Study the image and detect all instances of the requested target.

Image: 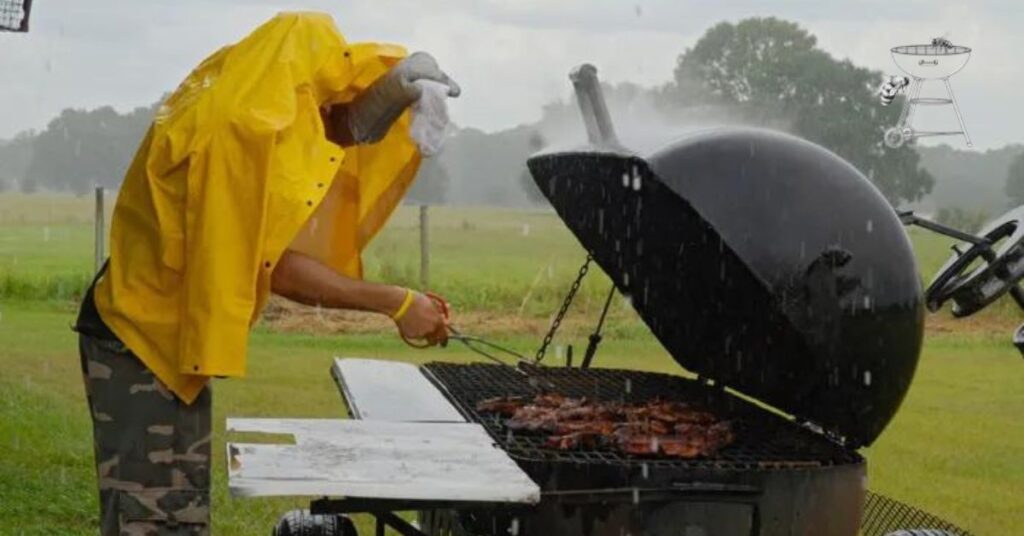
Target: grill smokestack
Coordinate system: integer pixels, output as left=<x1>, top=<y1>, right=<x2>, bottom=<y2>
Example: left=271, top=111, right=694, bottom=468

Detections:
left=569, top=64, right=619, bottom=146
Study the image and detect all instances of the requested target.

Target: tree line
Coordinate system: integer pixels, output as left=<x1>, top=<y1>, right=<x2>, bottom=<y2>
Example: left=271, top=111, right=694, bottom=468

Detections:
left=2, top=17, right=1022, bottom=212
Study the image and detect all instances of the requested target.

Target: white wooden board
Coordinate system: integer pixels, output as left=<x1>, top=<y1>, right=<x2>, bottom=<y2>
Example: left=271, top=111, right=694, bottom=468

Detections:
left=227, top=418, right=539, bottom=503
left=331, top=357, right=465, bottom=422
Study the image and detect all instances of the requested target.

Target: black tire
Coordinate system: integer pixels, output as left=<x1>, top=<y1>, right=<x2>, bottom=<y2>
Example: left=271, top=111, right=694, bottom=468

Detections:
left=272, top=510, right=358, bottom=536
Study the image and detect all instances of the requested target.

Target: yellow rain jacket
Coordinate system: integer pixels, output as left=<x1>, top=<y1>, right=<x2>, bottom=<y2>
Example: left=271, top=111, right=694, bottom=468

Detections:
left=93, top=12, right=422, bottom=403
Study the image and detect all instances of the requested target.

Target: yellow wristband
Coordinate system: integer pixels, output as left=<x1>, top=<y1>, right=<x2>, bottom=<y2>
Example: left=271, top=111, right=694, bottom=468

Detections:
left=391, top=289, right=416, bottom=321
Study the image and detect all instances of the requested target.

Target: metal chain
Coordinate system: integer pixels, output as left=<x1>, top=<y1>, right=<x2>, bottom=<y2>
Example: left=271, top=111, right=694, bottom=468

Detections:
left=534, top=254, right=593, bottom=363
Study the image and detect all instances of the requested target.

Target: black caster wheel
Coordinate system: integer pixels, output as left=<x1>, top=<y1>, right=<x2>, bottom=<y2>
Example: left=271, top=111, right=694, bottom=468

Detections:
left=272, top=509, right=357, bottom=536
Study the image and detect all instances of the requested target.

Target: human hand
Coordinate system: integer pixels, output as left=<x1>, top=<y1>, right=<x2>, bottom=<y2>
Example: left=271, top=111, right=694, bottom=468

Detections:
left=394, top=291, right=448, bottom=347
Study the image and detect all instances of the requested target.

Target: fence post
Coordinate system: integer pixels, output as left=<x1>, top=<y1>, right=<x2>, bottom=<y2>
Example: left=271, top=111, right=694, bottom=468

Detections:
left=94, top=186, right=105, bottom=273
left=419, top=204, right=430, bottom=289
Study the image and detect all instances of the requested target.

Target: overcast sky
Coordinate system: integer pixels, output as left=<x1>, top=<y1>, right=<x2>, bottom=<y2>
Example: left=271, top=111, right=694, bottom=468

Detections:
left=1, top=0, right=1021, bottom=150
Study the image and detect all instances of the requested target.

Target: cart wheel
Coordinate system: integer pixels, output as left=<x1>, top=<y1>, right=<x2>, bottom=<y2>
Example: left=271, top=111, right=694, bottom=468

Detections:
left=884, top=127, right=906, bottom=148
left=926, top=206, right=1024, bottom=316
left=272, top=510, right=357, bottom=536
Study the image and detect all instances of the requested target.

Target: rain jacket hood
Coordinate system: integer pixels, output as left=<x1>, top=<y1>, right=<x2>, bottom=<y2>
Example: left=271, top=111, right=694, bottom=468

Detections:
left=94, top=12, right=421, bottom=403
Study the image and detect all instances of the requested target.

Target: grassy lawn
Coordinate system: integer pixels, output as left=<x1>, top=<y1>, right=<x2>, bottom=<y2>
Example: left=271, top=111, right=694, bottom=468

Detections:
left=1, top=194, right=1022, bottom=534
left=0, top=301, right=1021, bottom=535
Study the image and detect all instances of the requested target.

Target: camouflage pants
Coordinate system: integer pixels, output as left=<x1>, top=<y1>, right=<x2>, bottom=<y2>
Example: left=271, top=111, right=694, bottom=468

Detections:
left=79, top=335, right=212, bottom=535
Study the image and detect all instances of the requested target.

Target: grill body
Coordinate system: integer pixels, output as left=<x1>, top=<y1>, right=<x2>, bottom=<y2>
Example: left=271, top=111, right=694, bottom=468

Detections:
left=891, top=45, right=971, bottom=79
left=421, top=363, right=866, bottom=536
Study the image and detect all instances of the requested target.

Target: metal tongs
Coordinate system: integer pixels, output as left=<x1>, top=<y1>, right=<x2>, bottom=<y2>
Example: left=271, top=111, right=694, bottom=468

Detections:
left=401, top=292, right=558, bottom=390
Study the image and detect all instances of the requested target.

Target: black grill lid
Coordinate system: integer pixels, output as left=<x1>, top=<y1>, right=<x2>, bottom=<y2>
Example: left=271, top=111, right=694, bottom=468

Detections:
left=528, top=128, right=924, bottom=448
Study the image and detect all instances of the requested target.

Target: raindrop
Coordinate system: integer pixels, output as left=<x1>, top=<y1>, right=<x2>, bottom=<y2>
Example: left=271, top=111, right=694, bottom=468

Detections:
left=632, top=174, right=642, bottom=191
left=863, top=370, right=872, bottom=386
left=641, top=463, right=649, bottom=479
left=521, top=224, right=530, bottom=237
left=622, top=172, right=630, bottom=187
left=625, top=378, right=632, bottom=394
left=509, top=518, right=520, bottom=536
left=598, top=209, right=605, bottom=234
left=866, top=220, right=874, bottom=233
left=632, top=487, right=640, bottom=505
left=863, top=295, right=872, bottom=310
left=623, top=272, right=630, bottom=286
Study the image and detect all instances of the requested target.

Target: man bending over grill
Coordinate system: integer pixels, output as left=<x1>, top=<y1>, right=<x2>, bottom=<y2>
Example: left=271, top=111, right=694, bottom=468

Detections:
left=73, top=12, right=455, bottom=535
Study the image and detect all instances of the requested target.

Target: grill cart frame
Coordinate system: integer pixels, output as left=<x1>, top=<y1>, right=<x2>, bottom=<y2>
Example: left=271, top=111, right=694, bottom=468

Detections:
left=226, top=358, right=973, bottom=536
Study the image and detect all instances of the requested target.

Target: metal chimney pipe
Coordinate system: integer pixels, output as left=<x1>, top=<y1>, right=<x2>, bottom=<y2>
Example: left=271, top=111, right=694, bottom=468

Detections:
left=569, top=64, right=619, bottom=146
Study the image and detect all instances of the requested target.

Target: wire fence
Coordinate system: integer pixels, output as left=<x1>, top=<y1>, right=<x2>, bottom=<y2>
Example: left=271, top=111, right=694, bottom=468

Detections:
left=862, top=491, right=973, bottom=536
left=0, top=0, right=32, bottom=32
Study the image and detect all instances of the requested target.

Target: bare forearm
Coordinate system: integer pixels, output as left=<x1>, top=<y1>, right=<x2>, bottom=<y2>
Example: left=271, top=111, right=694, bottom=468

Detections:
left=271, top=250, right=404, bottom=315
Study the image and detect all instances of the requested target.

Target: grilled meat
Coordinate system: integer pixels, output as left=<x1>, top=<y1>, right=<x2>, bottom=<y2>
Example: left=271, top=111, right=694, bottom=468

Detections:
left=478, top=395, right=735, bottom=459
left=476, top=396, right=528, bottom=416
left=544, top=432, right=603, bottom=450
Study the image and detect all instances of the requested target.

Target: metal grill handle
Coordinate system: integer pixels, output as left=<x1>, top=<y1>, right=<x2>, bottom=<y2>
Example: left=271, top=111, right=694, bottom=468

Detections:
left=569, top=64, right=619, bottom=146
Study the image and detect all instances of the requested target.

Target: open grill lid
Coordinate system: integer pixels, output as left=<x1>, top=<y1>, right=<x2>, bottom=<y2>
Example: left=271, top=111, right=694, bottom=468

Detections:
left=527, top=65, right=924, bottom=448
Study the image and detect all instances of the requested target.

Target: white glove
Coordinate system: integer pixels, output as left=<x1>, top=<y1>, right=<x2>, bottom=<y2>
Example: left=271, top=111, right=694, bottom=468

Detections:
left=347, top=52, right=460, bottom=144
left=409, top=80, right=452, bottom=157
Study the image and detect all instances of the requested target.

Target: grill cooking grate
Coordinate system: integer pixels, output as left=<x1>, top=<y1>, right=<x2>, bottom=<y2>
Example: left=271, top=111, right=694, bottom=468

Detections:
left=423, top=363, right=861, bottom=471
left=891, top=44, right=971, bottom=56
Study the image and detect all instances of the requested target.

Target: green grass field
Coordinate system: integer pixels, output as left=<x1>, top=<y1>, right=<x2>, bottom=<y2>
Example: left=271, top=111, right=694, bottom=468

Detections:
left=1, top=194, right=1022, bottom=535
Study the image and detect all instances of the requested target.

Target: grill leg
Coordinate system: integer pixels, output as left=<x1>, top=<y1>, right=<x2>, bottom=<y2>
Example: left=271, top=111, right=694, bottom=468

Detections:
left=944, top=78, right=972, bottom=147
left=898, top=78, right=922, bottom=130
left=374, top=512, right=427, bottom=536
